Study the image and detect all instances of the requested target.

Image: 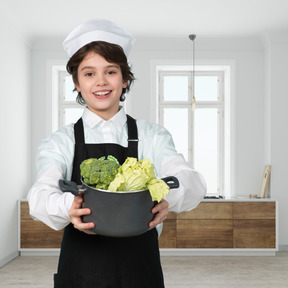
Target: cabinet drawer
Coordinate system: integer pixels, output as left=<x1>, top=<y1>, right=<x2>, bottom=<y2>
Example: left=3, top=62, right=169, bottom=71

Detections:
left=234, top=202, right=275, bottom=219
left=177, top=219, right=233, bottom=248
left=178, top=202, right=233, bottom=219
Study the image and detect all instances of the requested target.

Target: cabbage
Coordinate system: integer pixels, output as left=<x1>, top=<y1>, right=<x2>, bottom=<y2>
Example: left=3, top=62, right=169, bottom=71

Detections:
left=147, top=179, right=170, bottom=202
left=108, top=157, right=153, bottom=191
left=108, top=157, right=169, bottom=202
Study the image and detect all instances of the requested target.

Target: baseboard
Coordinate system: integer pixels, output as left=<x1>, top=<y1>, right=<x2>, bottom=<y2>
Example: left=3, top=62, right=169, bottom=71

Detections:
left=19, top=249, right=60, bottom=256
left=19, top=248, right=279, bottom=257
left=0, top=251, right=19, bottom=268
left=160, top=248, right=277, bottom=256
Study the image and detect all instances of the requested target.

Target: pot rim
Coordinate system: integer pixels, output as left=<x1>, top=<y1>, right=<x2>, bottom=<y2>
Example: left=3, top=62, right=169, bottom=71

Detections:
left=82, top=180, right=147, bottom=194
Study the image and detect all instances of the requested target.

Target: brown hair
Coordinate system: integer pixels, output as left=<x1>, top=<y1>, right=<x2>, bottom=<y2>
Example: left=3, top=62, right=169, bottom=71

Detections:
left=66, top=41, right=135, bottom=104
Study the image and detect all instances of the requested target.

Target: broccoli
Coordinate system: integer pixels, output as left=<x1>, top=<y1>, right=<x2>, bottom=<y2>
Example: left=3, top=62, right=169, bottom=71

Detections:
left=80, top=156, right=120, bottom=190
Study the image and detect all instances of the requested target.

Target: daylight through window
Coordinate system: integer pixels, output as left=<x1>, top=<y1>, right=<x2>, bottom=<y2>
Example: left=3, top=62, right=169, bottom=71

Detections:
left=158, top=68, right=228, bottom=196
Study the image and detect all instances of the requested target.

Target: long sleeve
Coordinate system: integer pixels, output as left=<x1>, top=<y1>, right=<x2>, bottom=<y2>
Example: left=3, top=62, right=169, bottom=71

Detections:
left=27, top=164, right=74, bottom=230
left=160, top=155, right=206, bottom=212
left=27, top=125, right=75, bottom=230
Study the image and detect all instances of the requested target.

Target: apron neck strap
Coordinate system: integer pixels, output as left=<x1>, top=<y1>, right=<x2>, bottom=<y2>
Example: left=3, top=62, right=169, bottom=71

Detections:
left=126, top=114, right=138, bottom=159
left=73, top=115, right=139, bottom=159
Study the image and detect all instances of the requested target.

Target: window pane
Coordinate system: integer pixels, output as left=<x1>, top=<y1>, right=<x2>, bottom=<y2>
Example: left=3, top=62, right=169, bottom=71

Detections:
left=64, top=75, right=78, bottom=102
left=63, top=108, right=84, bottom=126
left=195, top=76, right=218, bottom=101
left=163, top=108, right=188, bottom=160
left=194, top=108, right=218, bottom=194
left=163, top=76, right=188, bottom=101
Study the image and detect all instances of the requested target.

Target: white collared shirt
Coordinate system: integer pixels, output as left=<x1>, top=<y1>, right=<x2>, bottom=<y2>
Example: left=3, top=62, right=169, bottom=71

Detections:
left=28, top=107, right=206, bottom=231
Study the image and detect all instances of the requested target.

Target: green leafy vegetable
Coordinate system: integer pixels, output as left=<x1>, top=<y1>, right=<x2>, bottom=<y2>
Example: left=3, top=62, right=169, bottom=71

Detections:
left=80, top=156, right=120, bottom=190
left=108, top=157, right=170, bottom=202
left=80, top=156, right=170, bottom=202
left=147, top=179, right=169, bottom=202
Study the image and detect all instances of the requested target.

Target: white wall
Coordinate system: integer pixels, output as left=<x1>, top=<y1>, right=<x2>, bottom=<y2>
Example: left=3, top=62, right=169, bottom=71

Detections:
left=0, top=3, right=31, bottom=267
left=265, top=31, right=288, bottom=250
left=30, top=38, right=68, bottom=180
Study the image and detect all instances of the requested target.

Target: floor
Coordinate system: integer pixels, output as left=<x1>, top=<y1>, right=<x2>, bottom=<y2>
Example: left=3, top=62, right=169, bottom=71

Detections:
left=0, top=253, right=288, bottom=287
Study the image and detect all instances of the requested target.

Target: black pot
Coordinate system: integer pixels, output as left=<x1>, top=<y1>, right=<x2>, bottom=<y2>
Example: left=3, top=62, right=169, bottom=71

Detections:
left=59, top=176, right=179, bottom=237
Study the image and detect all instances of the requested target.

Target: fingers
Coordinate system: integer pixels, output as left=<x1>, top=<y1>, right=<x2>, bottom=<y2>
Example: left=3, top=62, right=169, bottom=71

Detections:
left=73, top=219, right=95, bottom=232
left=151, top=199, right=169, bottom=214
left=69, top=196, right=95, bottom=234
left=69, top=196, right=90, bottom=217
left=149, top=199, right=169, bottom=229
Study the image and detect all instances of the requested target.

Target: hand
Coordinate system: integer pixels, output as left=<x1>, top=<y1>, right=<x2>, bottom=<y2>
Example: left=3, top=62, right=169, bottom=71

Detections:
left=68, top=195, right=96, bottom=235
left=149, top=199, right=169, bottom=229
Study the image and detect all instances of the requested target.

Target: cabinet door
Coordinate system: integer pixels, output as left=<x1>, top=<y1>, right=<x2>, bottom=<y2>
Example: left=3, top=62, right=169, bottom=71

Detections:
left=177, top=219, right=233, bottom=248
left=233, top=219, right=275, bottom=248
left=233, top=202, right=276, bottom=248
left=178, top=202, right=233, bottom=219
left=20, top=202, right=63, bottom=249
left=177, top=202, right=234, bottom=248
left=234, top=202, right=275, bottom=219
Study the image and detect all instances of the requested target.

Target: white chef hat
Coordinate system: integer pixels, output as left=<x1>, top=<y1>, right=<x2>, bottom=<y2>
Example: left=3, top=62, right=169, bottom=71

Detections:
left=63, top=18, right=135, bottom=58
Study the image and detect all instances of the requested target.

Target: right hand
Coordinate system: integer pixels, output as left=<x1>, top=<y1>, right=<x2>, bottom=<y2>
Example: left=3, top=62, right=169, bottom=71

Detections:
left=68, top=195, right=96, bottom=235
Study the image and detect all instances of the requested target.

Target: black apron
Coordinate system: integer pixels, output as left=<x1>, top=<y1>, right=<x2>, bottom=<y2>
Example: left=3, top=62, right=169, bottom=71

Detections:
left=54, top=115, right=165, bottom=288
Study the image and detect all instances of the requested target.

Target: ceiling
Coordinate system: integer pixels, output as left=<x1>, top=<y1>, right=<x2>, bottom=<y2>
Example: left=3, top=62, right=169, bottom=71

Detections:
left=5, top=0, right=288, bottom=41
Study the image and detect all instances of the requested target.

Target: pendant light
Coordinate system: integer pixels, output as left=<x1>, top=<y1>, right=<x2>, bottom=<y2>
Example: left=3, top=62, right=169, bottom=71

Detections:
left=189, top=34, right=196, bottom=111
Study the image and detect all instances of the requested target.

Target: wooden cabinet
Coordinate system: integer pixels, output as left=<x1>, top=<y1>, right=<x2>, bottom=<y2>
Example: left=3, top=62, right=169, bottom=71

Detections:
left=19, top=200, right=276, bottom=251
left=159, top=201, right=276, bottom=249
left=233, top=202, right=276, bottom=248
left=176, top=203, right=233, bottom=248
left=20, top=201, right=63, bottom=249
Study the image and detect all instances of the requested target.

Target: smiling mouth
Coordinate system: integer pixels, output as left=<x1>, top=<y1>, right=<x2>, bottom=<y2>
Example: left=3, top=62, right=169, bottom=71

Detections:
left=93, top=90, right=112, bottom=98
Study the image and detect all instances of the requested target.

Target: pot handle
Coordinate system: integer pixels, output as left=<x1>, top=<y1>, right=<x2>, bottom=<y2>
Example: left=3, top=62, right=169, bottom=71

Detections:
left=59, top=179, right=80, bottom=196
left=161, top=176, right=179, bottom=189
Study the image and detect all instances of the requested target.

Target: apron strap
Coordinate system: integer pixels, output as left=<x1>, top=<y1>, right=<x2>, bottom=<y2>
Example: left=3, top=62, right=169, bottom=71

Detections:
left=72, top=114, right=139, bottom=163
left=71, top=118, right=87, bottom=182
left=74, top=117, right=85, bottom=144
left=126, top=114, right=139, bottom=160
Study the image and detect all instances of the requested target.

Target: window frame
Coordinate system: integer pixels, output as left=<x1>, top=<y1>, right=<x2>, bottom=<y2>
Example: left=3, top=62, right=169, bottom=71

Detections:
left=57, top=70, right=84, bottom=128
left=153, top=61, right=233, bottom=198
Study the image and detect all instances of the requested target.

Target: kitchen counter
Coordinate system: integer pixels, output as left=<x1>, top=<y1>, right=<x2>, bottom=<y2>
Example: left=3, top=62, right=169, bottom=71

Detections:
left=18, top=199, right=278, bottom=256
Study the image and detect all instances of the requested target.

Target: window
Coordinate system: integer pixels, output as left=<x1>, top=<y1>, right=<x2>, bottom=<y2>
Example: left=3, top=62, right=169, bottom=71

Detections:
left=158, top=66, right=231, bottom=197
left=52, top=66, right=84, bottom=131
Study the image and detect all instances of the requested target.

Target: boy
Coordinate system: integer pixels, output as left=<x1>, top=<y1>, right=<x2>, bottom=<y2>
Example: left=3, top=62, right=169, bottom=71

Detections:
left=28, top=19, right=206, bottom=287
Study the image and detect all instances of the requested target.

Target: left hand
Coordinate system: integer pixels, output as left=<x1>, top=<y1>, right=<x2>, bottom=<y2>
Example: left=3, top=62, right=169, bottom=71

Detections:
left=149, top=199, right=169, bottom=229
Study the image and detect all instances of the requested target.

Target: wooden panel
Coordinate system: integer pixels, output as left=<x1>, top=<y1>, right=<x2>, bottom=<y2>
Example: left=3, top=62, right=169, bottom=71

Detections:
left=233, top=219, right=275, bottom=248
left=20, top=201, right=277, bottom=250
left=177, top=219, right=233, bottom=248
left=234, top=202, right=275, bottom=219
left=20, top=202, right=63, bottom=249
left=166, top=212, right=177, bottom=220
left=178, top=202, right=233, bottom=220
left=159, top=218, right=176, bottom=248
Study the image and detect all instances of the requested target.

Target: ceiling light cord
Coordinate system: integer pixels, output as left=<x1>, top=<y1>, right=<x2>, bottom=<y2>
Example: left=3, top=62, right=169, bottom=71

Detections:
left=189, top=34, right=196, bottom=111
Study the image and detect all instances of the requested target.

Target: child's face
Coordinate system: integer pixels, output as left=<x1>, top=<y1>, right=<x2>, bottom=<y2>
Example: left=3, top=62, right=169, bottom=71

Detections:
left=75, top=52, right=128, bottom=120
